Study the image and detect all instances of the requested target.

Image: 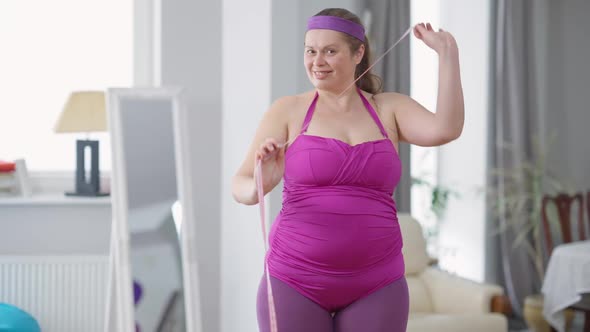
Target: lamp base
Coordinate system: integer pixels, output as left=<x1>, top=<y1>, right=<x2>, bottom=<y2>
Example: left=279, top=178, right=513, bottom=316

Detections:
left=66, top=139, right=110, bottom=197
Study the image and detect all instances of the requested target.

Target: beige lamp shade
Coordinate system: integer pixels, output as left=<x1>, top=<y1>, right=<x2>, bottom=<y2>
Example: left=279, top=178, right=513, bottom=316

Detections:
left=54, top=91, right=107, bottom=133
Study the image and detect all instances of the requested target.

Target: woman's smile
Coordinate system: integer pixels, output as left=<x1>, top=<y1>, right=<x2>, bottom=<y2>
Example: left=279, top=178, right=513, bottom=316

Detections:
left=313, top=70, right=333, bottom=79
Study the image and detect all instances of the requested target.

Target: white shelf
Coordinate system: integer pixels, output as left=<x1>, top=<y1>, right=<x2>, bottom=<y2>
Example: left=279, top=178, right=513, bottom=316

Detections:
left=0, top=194, right=111, bottom=206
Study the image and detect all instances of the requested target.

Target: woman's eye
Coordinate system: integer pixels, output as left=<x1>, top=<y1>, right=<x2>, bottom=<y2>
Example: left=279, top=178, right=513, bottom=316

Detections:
left=326, top=49, right=336, bottom=54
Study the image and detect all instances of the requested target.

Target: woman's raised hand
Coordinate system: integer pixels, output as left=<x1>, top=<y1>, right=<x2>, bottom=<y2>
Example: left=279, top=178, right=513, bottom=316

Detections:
left=413, top=22, right=458, bottom=55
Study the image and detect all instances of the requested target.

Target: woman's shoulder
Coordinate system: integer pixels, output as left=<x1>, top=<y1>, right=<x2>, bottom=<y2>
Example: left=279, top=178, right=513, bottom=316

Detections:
left=272, top=91, right=315, bottom=107
left=371, top=91, right=414, bottom=114
left=268, top=91, right=316, bottom=116
left=372, top=91, right=409, bottom=105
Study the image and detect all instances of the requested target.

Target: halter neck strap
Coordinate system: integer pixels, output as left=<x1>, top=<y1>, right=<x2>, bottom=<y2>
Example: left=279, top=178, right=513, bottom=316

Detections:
left=300, top=88, right=388, bottom=138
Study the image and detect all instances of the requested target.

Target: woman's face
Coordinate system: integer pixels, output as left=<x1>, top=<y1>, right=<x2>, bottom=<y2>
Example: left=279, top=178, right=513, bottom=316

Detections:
left=304, top=29, right=364, bottom=92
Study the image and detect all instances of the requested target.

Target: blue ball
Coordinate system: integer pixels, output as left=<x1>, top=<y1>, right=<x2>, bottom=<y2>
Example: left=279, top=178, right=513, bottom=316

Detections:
left=0, top=303, right=41, bottom=332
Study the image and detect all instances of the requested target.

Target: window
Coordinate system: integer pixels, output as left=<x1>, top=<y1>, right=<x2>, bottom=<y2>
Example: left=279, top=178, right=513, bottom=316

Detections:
left=410, top=0, right=440, bottom=255
left=410, top=0, right=491, bottom=280
left=0, top=1, right=133, bottom=172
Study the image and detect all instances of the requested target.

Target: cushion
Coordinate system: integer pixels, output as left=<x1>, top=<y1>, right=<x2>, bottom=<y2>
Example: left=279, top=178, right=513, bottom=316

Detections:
left=408, top=313, right=508, bottom=332
left=406, top=276, right=433, bottom=313
left=398, top=214, right=429, bottom=275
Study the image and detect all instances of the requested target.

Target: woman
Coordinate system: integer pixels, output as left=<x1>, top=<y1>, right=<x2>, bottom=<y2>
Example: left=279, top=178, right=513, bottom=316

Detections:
left=232, top=7, right=464, bottom=332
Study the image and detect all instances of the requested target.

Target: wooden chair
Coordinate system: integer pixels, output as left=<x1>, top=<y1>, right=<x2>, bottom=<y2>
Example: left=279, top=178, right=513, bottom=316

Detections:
left=541, top=192, right=589, bottom=332
left=541, top=193, right=585, bottom=254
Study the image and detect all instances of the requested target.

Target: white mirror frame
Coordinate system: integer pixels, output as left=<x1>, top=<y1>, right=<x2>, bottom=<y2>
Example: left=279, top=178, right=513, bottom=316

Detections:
left=105, top=87, right=202, bottom=332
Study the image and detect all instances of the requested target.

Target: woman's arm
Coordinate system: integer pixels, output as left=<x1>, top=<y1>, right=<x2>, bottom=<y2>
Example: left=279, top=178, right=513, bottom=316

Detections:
left=231, top=96, right=291, bottom=205
left=382, top=23, right=464, bottom=147
left=432, top=25, right=464, bottom=141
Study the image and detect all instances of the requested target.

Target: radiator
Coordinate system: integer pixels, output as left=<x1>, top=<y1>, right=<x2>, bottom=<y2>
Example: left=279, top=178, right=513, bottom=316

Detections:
left=0, top=255, right=109, bottom=332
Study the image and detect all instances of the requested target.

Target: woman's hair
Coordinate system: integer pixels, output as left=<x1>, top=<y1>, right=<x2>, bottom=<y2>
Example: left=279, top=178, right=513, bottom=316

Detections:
left=313, top=8, right=382, bottom=94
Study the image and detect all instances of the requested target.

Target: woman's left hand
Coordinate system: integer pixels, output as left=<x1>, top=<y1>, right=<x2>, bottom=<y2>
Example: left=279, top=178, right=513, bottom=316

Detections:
left=413, top=22, right=457, bottom=55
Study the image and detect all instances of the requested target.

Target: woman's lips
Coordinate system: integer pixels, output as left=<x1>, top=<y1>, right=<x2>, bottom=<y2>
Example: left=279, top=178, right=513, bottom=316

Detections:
left=313, top=70, right=332, bottom=79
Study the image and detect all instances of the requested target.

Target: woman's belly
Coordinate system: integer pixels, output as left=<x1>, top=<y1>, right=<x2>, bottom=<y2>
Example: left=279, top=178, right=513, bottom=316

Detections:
left=268, top=192, right=403, bottom=272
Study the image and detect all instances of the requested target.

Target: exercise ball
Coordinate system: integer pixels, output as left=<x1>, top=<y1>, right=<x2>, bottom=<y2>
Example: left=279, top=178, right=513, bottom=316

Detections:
left=0, top=303, right=41, bottom=332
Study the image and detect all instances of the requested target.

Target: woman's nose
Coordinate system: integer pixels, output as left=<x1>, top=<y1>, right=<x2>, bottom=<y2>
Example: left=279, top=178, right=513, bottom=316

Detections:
left=313, top=54, right=326, bottom=66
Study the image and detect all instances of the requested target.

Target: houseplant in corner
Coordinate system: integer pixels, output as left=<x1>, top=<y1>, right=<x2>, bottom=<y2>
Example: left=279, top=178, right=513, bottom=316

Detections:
left=487, top=136, right=574, bottom=331
left=411, top=174, right=457, bottom=258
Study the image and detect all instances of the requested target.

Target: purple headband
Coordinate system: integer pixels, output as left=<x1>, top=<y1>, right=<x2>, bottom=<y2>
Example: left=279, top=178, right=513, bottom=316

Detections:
left=307, top=15, right=365, bottom=42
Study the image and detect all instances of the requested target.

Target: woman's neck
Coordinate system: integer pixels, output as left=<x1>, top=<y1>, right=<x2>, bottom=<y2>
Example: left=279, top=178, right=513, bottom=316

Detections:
left=316, top=86, right=361, bottom=113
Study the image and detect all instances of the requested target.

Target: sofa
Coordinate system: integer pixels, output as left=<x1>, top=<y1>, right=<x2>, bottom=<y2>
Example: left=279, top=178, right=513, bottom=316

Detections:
left=398, top=214, right=509, bottom=332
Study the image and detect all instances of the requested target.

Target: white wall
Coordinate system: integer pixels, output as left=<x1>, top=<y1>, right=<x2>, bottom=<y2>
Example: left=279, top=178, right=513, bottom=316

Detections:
left=436, top=0, right=491, bottom=282
left=0, top=203, right=111, bottom=255
left=221, top=1, right=271, bottom=331
left=157, top=0, right=223, bottom=331
left=134, top=0, right=155, bottom=86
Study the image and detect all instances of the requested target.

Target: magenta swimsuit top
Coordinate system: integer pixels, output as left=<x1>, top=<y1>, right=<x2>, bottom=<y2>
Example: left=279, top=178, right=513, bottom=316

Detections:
left=266, top=88, right=405, bottom=312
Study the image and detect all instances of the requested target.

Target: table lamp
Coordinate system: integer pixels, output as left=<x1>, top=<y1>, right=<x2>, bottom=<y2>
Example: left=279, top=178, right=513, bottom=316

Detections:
left=54, top=91, right=109, bottom=196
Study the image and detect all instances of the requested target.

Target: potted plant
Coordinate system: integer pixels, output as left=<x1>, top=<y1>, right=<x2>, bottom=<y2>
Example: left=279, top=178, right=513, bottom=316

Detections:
left=411, top=174, right=458, bottom=259
left=487, top=136, right=574, bottom=331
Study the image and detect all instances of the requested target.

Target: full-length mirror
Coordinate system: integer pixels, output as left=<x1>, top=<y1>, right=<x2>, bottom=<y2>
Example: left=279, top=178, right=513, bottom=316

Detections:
left=107, top=88, right=201, bottom=332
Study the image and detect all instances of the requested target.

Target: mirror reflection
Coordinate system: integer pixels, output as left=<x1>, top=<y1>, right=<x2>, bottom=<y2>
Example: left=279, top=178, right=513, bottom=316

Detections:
left=118, top=97, right=186, bottom=331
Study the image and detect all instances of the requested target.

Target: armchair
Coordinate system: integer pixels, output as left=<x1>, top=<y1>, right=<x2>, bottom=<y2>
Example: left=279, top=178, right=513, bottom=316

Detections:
left=398, top=214, right=509, bottom=332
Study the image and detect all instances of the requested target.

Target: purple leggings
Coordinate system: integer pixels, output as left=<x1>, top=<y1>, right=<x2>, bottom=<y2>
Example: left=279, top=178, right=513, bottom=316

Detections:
left=257, top=275, right=409, bottom=332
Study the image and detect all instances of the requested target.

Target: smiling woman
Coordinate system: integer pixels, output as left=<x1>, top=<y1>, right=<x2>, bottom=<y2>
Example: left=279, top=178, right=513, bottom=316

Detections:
left=232, top=6, right=464, bottom=332
left=0, top=1, right=132, bottom=172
